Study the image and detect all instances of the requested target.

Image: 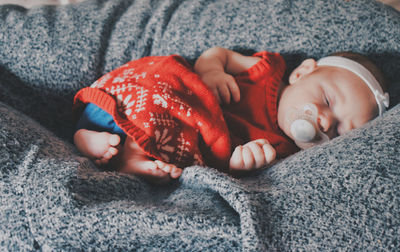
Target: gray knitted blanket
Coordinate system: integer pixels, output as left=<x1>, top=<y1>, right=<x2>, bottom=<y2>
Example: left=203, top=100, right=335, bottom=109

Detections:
left=1, top=0, right=399, bottom=250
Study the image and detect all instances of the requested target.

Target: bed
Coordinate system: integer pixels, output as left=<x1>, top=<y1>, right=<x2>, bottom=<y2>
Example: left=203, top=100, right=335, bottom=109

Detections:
left=0, top=0, right=399, bottom=250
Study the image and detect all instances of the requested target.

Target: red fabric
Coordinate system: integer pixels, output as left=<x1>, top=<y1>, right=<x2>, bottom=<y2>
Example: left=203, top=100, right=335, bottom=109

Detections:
left=73, top=55, right=231, bottom=169
left=224, top=51, right=299, bottom=158
left=73, top=52, right=299, bottom=170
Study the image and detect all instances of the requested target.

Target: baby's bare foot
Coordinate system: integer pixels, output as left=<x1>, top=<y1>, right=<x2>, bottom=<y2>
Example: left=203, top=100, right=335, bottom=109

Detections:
left=118, top=137, right=183, bottom=185
left=154, top=160, right=182, bottom=179
left=74, top=129, right=121, bottom=166
left=120, top=159, right=182, bottom=185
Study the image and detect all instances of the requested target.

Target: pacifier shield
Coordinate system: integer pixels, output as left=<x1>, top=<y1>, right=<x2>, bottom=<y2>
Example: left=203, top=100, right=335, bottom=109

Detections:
left=290, top=119, right=316, bottom=142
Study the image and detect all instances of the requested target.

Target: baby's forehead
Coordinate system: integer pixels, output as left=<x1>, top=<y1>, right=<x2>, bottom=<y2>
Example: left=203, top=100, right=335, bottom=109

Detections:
left=317, top=56, right=389, bottom=116
left=344, top=88, right=379, bottom=123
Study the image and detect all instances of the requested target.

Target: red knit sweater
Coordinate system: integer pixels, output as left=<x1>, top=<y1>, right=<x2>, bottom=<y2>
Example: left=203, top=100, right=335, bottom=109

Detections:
left=225, top=51, right=299, bottom=159
left=73, top=52, right=298, bottom=170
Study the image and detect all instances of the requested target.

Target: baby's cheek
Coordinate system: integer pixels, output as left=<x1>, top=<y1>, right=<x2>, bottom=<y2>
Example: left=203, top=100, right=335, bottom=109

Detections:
left=337, top=124, right=345, bottom=136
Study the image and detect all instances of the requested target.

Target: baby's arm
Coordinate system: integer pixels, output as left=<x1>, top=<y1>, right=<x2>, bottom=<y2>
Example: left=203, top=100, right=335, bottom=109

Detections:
left=229, top=139, right=276, bottom=172
left=194, top=47, right=260, bottom=104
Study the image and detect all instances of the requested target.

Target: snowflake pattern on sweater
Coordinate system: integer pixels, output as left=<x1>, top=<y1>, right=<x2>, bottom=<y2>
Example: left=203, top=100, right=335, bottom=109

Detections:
left=73, top=55, right=231, bottom=168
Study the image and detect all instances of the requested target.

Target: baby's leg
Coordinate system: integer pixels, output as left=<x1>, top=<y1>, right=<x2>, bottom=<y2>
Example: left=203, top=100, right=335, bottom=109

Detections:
left=117, top=136, right=183, bottom=185
left=74, top=129, right=121, bottom=166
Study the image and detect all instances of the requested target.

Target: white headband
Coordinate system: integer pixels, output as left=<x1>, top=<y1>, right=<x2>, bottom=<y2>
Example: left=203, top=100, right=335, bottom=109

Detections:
left=317, top=56, right=389, bottom=116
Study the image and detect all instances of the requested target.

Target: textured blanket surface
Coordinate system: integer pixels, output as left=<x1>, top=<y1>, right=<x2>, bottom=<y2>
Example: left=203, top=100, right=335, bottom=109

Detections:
left=0, top=0, right=399, bottom=251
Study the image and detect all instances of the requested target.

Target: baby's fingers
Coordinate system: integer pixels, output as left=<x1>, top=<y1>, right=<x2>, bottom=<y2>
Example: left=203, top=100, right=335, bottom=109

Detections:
left=226, top=77, right=240, bottom=103
left=229, top=146, right=245, bottom=170
left=244, top=142, right=266, bottom=169
left=211, top=87, right=222, bottom=104
left=241, top=146, right=256, bottom=170
left=245, top=139, right=276, bottom=167
left=262, top=143, right=276, bottom=164
left=217, top=82, right=232, bottom=104
left=217, top=76, right=240, bottom=104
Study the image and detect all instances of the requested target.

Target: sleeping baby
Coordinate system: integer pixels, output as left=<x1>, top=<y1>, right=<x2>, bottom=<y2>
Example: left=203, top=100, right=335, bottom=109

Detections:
left=73, top=47, right=389, bottom=184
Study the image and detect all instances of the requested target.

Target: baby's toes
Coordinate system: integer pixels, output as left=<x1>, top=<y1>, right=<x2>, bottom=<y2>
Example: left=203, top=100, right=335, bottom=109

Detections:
left=108, top=134, right=121, bottom=147
left=102, top=146, right=118, bottom=159
left=95, top=157, right=109, bottom=166
left=170, top=166, right=182, bottom=179
left=94, top=159, right=102, bottom=166
left=154, top=160, right=182, bottom=179
left=102, top=149, right=112, bottom=160
left=155, top=160, right=172, bottom=173
left=108, top=146, right=118, bottom=156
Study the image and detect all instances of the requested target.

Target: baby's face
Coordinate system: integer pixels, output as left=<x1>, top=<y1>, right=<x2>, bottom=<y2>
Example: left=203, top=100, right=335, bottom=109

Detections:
left=277, top=59, right=379, bottom=143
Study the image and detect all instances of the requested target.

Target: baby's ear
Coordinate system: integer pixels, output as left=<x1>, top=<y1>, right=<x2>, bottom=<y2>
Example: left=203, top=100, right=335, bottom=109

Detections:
left=289, top=59, right=317, bottom=84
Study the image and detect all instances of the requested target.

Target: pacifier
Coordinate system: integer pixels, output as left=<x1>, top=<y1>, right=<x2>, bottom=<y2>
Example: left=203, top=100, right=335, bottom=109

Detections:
left=287, top=104, right=329, bottom=149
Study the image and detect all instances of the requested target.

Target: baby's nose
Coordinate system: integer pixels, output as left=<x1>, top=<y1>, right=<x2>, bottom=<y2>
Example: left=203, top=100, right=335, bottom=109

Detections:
left=317, top=113, right=339, bottom=139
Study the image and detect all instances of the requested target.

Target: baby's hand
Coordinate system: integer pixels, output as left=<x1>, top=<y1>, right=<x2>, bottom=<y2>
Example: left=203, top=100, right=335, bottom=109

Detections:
left=200, top=70, right=240, bottom=104
left=229, top=139, right=276, bottom=172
